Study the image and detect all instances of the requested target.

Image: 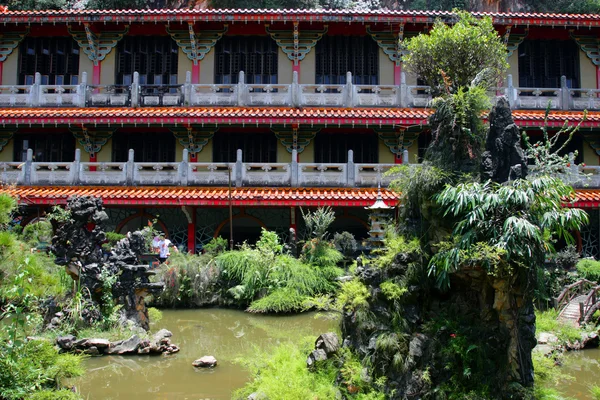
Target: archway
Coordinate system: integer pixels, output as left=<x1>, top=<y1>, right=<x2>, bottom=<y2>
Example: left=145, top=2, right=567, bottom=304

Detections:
left=116, top=212, right=169, bottom=237
left=215, top=214, right=266, bottom=245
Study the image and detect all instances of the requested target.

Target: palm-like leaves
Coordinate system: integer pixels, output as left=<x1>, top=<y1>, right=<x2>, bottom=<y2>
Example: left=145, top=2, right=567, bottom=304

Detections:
left=430, top=176, right=588, bottom=289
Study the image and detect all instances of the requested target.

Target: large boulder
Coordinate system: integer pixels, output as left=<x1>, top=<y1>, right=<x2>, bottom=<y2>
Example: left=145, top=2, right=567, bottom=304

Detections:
left=108, top=335, right=142, bottom=355
left=314, top=333, right=340, bottom=356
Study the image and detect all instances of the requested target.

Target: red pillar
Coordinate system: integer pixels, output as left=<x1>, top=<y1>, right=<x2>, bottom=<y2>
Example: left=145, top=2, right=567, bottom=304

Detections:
left=187, top=209, right=196, bottom=254
left=192, top=62, right=200, bottom=84
left=293, top=62, right=300, bottom=81
left=0, top=61, right=3, bottom=85
left=89, top=153, right=97, bottom=171
left=92, top=62, right=101, bottom=86
left=394, top=62, right=402, bottom=86
left=189, top=152, right=198, bottom=162
left=596, top=65, right=600, bottom=90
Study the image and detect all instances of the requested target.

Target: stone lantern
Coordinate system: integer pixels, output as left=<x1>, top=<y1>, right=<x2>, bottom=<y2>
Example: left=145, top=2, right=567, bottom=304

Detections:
left=365, top=185, right=393, bottom=249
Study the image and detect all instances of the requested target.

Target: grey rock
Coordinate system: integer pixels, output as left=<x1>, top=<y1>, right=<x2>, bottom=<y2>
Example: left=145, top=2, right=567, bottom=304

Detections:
left=409, top=334, right=427, bottom=359
left=537, top=332, right=558, bottom=345
left=306, top=348, right=328, bottom=369
left=152, top=329, right=173, bottom=347
left=247, top=392, right=267, bottom=400
left=56, top=335, right=77, bottom=350
left=193, top=355, right=217, bottom=368
left=315, top=333, right=340, bottom=356
left=86, top=338, right=110, bottom=348
left=84, top=346, right=100, bottom=356
left=108, top=335, right=141, bottom=355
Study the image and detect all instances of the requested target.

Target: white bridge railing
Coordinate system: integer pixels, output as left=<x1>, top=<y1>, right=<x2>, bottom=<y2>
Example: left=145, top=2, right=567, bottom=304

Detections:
left=3, top=148, right=403, bottom=188
left=1, top=71, right=598, bottom=111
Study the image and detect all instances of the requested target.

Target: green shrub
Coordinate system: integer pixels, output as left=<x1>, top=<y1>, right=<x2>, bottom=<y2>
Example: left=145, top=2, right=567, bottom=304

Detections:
left=26, top=389, right=81, bottom=400
left=380, top=280, right=408, bottom=301
left=0, top=193, right=17, bottom=226
left=247, top=287, right=306, bottom=313
left=576, top=258, right=600, bottom=282
left=233, top=339, right=339, bottom=400
left=22, top=221, right=53, bottom=246
left=338, top=278, right=370, bottom=311
left=535, top=309, right=583, bottom=344
left=203, top=236, right=228, bottom=256
left=590, top=385, right=600, bottom=400
left=148, top=307, right=163, bottom=324
left=102, top=231, right=126, bottom=251
left=0, top=340, right=84, bottom=400
left=375, top=230, right=421, bottom=269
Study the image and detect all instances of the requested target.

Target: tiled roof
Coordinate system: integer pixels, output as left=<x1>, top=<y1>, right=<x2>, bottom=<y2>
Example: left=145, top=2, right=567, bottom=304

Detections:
left=571, top=189, right=600, bottom=208
left=0, top=107, right=597, bottom=128
left=2, top=186, right=400, bottom=207
left=0, top=8, right=599, bottom=27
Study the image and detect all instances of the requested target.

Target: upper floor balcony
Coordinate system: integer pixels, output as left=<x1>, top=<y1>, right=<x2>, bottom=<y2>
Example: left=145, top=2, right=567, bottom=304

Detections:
left=1, top=71, right=598, bottom=112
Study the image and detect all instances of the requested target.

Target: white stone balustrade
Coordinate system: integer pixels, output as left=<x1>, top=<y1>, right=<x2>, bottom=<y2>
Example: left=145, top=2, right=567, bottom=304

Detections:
left=0, top=70, right=598, bottom=111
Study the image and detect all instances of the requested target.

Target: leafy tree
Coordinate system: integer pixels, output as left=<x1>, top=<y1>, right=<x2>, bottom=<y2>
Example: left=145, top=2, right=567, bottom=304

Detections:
left=403, top=11, right=508, bottom=96
left=430, top=176, right=588, bottom=289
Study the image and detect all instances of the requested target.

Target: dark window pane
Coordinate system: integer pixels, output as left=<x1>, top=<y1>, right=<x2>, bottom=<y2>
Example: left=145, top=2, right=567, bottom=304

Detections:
left=212, top=132, right=276, bottom=163
left=314, top=132, right=378, bottom=164
left=116, top=37, right=179, bottom=85
left=518, top=39, right=580, bottom=89
left=13, top=133, right=75, bottom=162
left=214, top=36, right=278, bottom=85
left=18, top=37, right=79, bottom=85
left=112, top=133, right=175, bottom=162
left=316, top=36, right=379, bottom=85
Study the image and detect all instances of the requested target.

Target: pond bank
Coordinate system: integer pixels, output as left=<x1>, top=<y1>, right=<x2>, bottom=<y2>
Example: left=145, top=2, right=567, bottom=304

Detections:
left=73, top=308, right=340, bottom=399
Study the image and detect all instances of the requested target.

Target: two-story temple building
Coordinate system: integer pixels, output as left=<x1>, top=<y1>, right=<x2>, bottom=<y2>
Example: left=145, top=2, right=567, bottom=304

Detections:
left=2, top=7, right=600, bottom=255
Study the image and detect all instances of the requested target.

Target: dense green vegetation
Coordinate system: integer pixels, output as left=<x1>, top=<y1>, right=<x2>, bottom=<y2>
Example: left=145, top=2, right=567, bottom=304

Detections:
left=154, top=208, right=345, bottom=313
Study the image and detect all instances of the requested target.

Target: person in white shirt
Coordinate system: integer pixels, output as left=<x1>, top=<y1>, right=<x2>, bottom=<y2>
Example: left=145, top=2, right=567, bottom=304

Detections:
left=157, top=233, right=178, bottom=264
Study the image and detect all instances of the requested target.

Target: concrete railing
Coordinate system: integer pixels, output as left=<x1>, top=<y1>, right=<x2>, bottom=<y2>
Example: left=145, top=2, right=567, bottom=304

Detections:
left=2, top=71, right=596, bottom=111
left=2, top=148, right=403, bottom=188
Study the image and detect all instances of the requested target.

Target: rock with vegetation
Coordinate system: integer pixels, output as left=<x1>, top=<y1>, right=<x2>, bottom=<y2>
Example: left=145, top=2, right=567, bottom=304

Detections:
left=50, top=196, right=163, bottom=330
left=193, top=355, right=218, bottom=368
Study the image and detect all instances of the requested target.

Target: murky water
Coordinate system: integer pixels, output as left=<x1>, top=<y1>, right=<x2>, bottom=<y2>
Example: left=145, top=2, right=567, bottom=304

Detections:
left=561, top=348, right=600, bottom=399
left=75, top=309, right=340, bottom=400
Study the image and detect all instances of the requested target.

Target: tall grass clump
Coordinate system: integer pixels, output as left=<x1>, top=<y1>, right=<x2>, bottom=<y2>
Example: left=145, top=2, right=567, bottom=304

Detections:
left=153, top=252, right=221, bottom=307
left=535, top=309, right=584, bottom=344
left=576, top=259, right=600, bottom=283
left=218, top=229, right=342, bottom=313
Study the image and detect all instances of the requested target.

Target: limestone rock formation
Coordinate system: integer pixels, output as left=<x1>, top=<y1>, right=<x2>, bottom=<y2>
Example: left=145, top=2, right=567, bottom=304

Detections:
left=193, top=356, right=218, bottom=368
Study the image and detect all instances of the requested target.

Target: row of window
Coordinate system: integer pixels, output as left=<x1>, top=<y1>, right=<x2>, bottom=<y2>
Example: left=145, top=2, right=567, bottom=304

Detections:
left=17, top=36, right=582, bottom=89
left=13, top=132, right=380, bottom=163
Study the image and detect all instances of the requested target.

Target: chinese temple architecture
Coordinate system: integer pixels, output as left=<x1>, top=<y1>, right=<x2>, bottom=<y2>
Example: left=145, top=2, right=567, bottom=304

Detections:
left=2, top=8, right=600, bottom=255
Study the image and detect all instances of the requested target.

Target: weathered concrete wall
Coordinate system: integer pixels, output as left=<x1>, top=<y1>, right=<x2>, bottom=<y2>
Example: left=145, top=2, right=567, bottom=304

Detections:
left=580, top=50, right=596, bottom=89
left=100, top=51, right=116, bottom=85
left=379, top=49, right=394, bottom=85
left=508, top=51, right=519, bottom=87
left=178, top=48, right=193, bottom=84
left=583, top=141, right=599, bottom=166
left=278, top=48, right=293, bottom=84
left=0, top=140, right=14, bottom=162
left=2, top=51, right=19, bottom=85
left=300, top=50, right=316, bottom=84
left=97, top=139, right=112, bottom=162
left=378, top=138, right=394, bottom=163
left=200, top=49, right=215, bottom=84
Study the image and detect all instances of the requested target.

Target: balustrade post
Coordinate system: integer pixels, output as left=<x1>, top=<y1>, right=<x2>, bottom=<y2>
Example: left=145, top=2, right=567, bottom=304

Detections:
left=235, top=149, right=243, bottom=187
left=77, top=72, right=88, bottom=108
left=347, top=149, right=355, bottom=187
left=399, top=72, right=407, bottom=108
left=184, top=71, right=192, bottom=106
left=560, top=75, right=570, bottom=110
left=345, top=71, right=354, bottom=108
left=237, top=71, right=246, bottom=106
left=180, top=148, right=189, bottom=186
left=131, top=71, right=140, bottom=108
left=30, top=72, right=41, bottom=107
left=506, top=74, right=516, bottom=109
left=126, top=149, right=135, bottom=185
left=291, top=71, right=300, bottom=108
left=579, top=301, right=585, bottom=323
left=291, top=149, right=298, bottom=187
left=73, top=149, right=81, bottom=185
left=403, top=149, right=409, bottom=164
left=23, top=148, right=33, bottom=185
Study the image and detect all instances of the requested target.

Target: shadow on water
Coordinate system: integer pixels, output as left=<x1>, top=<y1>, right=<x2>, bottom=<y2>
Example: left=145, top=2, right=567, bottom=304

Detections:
left=74, top=309, right=340, bottom=400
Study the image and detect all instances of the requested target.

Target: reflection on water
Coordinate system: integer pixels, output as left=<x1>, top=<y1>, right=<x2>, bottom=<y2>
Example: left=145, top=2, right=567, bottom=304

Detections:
left=75, top=309, right=340, bottom=400
left=561, top=348, right=600, bottom=400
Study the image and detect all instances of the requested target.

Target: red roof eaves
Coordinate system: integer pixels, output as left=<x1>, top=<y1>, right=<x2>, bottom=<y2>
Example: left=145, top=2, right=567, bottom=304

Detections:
left=0, top=8, right=599, bottom=27
left=1, top=108, right=599, bottom=129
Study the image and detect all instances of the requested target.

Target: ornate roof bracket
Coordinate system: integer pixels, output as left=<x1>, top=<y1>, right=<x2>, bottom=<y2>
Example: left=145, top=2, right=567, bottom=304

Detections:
left=68, top=24, right=129, bottom=66
left=0, top=129, right=15, bottom=153
left=504, top=26, right=528, bottom=59
left=273, top=126, right=319, bottom=153
left=166, top=24, right=228, bottom=64
left=170, top=126, right=216, bottom=154
left=374, top=126, right=421, bottom=155
left=0, top=28, right=29, bottom=62
left=70, top=126, right=115, bottom=155
left=366, top=24, right=406, bottom=66
left=266, top=23, right=327, bottom=66
left=571, top=32, right=600, bottom=66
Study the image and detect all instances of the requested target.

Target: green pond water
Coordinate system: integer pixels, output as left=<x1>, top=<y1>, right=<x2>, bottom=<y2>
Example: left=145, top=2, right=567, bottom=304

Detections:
left=561, top=348, right=600, bottom=399
left=75, top=309, right=340, bottom=400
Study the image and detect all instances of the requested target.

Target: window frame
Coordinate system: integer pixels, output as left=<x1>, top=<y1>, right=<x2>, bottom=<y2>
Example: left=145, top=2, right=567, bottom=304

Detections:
left=214, top=36, right=279, bottom=85
left=18, top=37, right=80, bottom=86
left=111, top=132, right=176, bottom=163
